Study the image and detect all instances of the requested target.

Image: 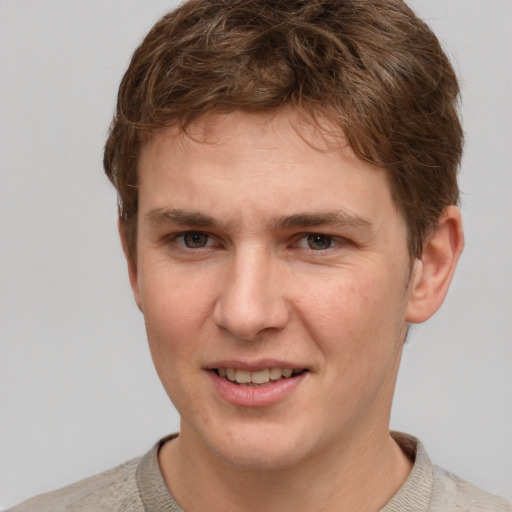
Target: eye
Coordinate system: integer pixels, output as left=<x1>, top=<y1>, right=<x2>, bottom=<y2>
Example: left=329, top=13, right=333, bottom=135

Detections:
left=297, top=234, right=336, bottom=250
left=177, top=232, right=211, bottom=248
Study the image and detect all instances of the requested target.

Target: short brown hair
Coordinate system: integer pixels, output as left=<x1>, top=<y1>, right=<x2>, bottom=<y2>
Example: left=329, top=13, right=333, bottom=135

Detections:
left=104, top=0, right=463, bottom=261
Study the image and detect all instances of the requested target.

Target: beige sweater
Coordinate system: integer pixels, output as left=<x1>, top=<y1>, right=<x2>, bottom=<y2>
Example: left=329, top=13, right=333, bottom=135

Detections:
left=8, top=433, right=511, bottom=511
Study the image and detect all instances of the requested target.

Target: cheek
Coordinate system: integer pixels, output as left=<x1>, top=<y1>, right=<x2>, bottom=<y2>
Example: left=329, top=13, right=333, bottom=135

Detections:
left=140, top=261, right=213, bottom=323
left=138, top=271, right=214, bottom=416
left=295, top=269, right=407, bottom=357
left=297, top=274, right=371, bottom=329
left=138, top=267, right=215, bottom=366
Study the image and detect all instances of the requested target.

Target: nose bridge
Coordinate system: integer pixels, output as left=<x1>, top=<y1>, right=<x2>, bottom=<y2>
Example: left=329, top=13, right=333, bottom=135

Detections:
left=213, top=243, right=289, bottom=340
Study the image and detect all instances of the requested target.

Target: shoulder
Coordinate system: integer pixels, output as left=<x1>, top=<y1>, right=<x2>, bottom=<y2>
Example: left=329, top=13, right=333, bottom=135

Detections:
left=387, top=432, right=511, bottom=512
left=6, top=457, right=144, bottom=512
left=430, top=464, right=512, bottom=512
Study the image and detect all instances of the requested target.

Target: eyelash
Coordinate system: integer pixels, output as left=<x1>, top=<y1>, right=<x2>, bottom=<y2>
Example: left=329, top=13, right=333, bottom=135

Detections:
left=167, top=231, right=346, bottom=253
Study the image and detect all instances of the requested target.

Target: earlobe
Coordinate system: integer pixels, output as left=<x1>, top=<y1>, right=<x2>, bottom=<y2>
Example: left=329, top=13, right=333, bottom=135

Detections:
left=118, top=218, right=143, bottom=312
left=405, top=206, right=464, bottom=324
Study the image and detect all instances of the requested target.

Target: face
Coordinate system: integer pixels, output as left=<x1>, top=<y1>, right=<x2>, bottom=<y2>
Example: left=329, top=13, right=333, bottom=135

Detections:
left=131, top=110, right=416, bottom=471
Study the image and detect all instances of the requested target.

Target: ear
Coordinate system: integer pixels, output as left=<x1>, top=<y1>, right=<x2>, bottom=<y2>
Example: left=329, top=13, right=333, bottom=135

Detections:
left=405, top=206, right=464, bottom=323
left=118, top=218, right=143, bottom=312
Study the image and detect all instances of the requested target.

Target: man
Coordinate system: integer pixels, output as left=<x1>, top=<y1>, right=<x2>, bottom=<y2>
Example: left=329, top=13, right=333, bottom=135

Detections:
left=8, top=0, right=511, bottom=510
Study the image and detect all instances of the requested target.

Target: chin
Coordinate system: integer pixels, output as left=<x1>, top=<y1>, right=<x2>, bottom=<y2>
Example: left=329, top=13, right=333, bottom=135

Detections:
left=197, top=421, right=322, bottom=472
left=216, top=442, right=306, bottom=472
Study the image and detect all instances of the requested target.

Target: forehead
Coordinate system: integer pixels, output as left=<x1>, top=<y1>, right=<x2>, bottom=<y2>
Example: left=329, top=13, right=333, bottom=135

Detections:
left=137, top=110, right=400, bottom=228
left=140, top=109, right=373, bottom=180
left=144, top=109, right=346, bottom=159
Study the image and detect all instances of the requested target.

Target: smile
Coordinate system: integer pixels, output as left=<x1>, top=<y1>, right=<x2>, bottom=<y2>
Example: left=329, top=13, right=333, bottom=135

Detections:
left=216, top=367, right=305, bottom=385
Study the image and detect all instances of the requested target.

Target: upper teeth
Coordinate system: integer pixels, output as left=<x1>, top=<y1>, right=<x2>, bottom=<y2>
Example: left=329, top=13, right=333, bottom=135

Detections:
left=218, top=367, right=295, bottom=385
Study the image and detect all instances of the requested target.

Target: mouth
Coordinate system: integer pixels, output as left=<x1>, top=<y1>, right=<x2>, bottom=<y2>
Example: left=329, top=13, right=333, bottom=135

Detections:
left=214, top=367, right=306, bottom=386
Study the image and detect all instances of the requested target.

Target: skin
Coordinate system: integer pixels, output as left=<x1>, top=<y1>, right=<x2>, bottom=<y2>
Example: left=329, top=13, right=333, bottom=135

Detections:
left=122, top=109, right=464, bottom=512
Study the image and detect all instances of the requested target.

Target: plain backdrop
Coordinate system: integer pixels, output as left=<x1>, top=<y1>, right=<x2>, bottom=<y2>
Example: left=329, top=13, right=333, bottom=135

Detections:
left=1, top=0, right=511, bottom=508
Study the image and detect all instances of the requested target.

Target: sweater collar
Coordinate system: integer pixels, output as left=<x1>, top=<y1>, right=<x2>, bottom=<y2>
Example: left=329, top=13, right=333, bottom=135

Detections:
left=136, top=432, right=433, bottom=512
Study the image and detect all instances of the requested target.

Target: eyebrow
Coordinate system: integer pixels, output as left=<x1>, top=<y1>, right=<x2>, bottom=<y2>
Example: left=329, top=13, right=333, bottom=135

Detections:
left=270, top=210, right=373, bottom=232
left=146, top=208, right=219, bottom=228
left=145, top=207, right=373, bottom=232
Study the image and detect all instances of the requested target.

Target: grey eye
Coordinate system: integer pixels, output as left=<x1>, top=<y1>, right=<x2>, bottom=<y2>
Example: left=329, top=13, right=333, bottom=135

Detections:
left=306, top=234, right=333, bottom=250
left=183, top=232, right=209, bottom=248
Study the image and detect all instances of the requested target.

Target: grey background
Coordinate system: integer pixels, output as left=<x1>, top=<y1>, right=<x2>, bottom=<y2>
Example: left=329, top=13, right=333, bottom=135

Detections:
left=1, top=0, right=511, bottom=508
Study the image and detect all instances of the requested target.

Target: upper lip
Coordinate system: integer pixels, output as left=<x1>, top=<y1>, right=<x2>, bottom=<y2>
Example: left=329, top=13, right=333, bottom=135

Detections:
left=204, top=360, right=308, bottom=371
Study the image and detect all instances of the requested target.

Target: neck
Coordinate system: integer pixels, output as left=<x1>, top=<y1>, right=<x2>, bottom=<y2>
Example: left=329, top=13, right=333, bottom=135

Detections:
left=159, top=426, right=413, bottom=512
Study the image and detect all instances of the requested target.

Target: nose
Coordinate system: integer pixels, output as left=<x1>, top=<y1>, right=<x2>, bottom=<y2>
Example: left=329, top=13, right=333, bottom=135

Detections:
left=213, top=246, right=290, bottom=341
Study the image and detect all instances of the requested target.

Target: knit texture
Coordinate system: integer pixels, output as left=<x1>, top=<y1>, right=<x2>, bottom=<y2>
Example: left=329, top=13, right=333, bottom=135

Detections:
left=8, top=433, right=511, bottom=511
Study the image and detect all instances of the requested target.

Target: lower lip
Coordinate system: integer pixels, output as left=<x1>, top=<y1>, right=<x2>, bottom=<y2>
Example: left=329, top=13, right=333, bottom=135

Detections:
left=208, top=370, right=307, bottom=408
